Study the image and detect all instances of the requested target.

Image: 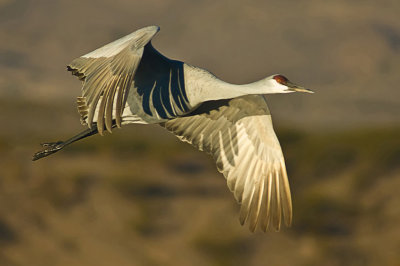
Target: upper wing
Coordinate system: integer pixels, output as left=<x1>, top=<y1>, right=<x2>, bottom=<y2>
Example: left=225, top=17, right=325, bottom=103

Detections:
left=67, top=25, right=160, bottom=135
left=162, top=95, right=292, bottom=232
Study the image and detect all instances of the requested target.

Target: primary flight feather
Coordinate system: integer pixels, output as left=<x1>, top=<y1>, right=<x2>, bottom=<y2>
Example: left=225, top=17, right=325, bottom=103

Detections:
left=33, top=25, right=313, bottom=232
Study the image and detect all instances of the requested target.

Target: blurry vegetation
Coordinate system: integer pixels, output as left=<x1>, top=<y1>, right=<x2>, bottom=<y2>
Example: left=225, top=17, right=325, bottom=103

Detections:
left=193, top=231, right=252, bottom=266
left=1, top=120, right=400, bottom=265
left=279, top=127, right=400, bottom=187
left=0, top=218, right=17, bottom=245
left=32, top=173, right=95, bottom=209
left=277, top=127, right=400, bottom=240
left=112, top=173, right=176, bottom=200
left=294, top=192, right=358, bottom=236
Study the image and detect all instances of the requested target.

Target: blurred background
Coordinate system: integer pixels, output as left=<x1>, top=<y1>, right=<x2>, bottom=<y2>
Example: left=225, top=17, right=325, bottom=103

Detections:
left=1, top=0, right=400, bottom=265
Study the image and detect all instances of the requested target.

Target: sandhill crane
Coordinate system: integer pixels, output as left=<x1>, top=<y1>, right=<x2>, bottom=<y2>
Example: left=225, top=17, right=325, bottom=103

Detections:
left=33, top=25, right=313, bottom=232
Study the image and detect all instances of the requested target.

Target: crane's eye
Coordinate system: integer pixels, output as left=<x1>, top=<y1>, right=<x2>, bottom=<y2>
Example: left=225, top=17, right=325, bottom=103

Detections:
left=273, top=75, right=288, bottom=85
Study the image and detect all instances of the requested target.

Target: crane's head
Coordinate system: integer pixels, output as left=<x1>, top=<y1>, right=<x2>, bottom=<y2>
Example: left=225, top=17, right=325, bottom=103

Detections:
left=271, top=75, right=313, bottom=94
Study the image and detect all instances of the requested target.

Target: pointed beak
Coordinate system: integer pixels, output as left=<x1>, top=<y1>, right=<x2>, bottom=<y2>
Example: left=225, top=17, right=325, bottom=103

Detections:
left=286, top=81, right=314, bottom=93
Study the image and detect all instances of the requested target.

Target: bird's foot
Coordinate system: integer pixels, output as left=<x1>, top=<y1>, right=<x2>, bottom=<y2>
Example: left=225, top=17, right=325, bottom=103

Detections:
left=32, top=141, right=65, bottom=161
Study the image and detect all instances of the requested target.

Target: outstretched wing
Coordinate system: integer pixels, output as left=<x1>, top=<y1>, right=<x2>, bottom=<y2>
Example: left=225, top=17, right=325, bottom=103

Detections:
left=162, top=95, right=292, bottom=232
left=67, top=25, right=160, bottom=135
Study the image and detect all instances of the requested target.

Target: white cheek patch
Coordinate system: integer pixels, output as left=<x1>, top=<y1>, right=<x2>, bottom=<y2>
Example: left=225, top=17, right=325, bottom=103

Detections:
left=277, top=83, right=288, bottom=91
left=271, top=82, right=290, bottom=93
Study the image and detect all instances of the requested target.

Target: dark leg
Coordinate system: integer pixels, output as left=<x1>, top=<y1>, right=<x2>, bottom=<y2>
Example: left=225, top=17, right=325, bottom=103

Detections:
left=32, top=123, right=110, bottom=161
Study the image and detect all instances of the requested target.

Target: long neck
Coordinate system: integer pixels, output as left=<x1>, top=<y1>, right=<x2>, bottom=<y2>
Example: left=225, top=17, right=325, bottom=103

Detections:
left=184, top=64, right=274, bottom=107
